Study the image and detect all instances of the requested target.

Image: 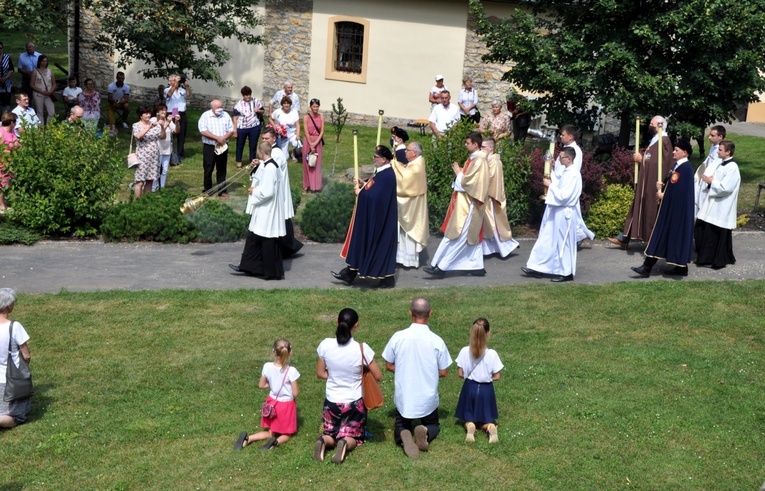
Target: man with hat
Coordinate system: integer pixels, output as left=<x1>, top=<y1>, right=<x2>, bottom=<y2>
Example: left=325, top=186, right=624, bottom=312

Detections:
left=333, top=145, right=399, bottom=288
left=391, top=127, right=409, bottom=163
left=429, top=75, right=448, bottom=110
left=631, top=138, right=696, bottom=278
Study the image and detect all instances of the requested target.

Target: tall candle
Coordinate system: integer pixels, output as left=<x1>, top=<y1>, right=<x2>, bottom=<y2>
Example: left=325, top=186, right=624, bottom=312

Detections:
left=376, top=109, right=384, bottom=146
left=657, top=125, right=663, bottom=179
left=353, top=130, right=359, bottom=181
left=634, top=118, right=640, bottom=185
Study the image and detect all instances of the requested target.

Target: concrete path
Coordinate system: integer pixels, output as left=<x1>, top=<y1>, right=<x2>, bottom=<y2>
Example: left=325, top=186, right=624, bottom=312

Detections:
left=2, top=233, right=763, bottom=294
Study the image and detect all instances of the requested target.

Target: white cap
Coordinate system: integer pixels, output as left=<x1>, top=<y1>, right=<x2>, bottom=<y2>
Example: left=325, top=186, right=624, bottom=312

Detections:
left=435, top=74, right=444, bottom=81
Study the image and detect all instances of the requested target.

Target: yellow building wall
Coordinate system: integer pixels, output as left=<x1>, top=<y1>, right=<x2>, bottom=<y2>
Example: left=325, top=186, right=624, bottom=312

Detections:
left=747, top=102, right=765, bottom=123
left=309, top=0, right=469, bottom=121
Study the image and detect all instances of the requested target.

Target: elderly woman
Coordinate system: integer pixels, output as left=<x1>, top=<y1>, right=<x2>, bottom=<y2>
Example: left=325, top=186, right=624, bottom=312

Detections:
left=270, top=96, right=300, bottom=161
left=30, top=55, right=56, bottom=124
left=232, top=86, right=265, bottom=169
left=458, top=76, right=480, bottom=123
left=314, top=308, right=383, bottom=464
left=132, top=105, right=165, bottom=197
left=479, top=101, right=511, bottom=141
left=0, top=288, right=32, bottom=429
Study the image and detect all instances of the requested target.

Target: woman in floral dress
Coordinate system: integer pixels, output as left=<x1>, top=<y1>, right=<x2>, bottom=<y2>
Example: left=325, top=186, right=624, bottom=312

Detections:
left=132, top=106, right=164, bottom=198
left=78, top=79, right=101, bottom=131
left=479, top=101, right=511, bottom=141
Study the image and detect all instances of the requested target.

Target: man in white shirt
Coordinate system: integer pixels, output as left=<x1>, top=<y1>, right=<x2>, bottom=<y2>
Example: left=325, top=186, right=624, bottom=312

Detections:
left=428, top=91, right=460, bottom=138
left=555, top=125, right=594, bottom=247
left=382, top=298, right=452, bottom=458
left=164, top=74, right=192, bottom=158
left=107, top=72, right=131, bottom=135
left=197, top=99, right=234, bottom=197
left=694, top=125, right=725, bottom=217
left=269, top=81, right=300, bottom=116
left=11, top=92, right=41, bottom=136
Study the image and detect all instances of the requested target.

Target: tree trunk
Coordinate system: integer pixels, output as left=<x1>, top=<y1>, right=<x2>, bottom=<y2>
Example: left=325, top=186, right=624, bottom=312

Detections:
left=618, top=111, right=633, bottom=149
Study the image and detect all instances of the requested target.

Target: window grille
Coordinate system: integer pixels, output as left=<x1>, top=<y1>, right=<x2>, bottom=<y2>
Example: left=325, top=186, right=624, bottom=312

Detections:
left=335, top=22, right=364, bottom=74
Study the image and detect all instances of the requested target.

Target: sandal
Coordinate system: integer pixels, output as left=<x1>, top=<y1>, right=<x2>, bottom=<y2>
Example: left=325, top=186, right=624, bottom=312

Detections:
left=233, top=431, right=248, bottom=451
left=312, top=438, right=325, bottom=462
left=331, top=439, right=347, bottom=464
left=260, top=436, right=278, bottom=451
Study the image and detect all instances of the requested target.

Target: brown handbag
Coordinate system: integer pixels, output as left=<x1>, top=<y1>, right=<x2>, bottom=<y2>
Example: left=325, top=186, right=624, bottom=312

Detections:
left=360, top=344, right=383, bottom=409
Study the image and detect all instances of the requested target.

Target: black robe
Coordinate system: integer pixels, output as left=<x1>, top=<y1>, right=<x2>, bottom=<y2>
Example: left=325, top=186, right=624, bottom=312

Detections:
left=340, top=166, right=398, bottom=279
left=645, top=160, right=695, bottom=266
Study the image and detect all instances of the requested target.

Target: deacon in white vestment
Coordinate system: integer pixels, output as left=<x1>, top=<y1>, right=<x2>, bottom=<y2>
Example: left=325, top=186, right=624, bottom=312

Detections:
left=480, top=138, right=519, bottom=257
left=695, top=139, right=740, bottom=269
left=262, top=126, right=303, bottom=257
left=523, top=147, right=582, bottom=282
left=392, top=141, right=429, bottom=268
left=554, top=125, right=594, bottom=244
left=424, top=132, right=489, bottom=277
left=694, top=125, right=725, bottom=217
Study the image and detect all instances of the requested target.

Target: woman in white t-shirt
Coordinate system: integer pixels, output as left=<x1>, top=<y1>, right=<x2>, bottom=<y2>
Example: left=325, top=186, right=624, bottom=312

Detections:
left=270, top=96, right=300, bottom=161
left=314, top=308, right=383, bottom=464
left=0, top=288, right=32, bottom=429
left=152, top=103, right=180, bottom=191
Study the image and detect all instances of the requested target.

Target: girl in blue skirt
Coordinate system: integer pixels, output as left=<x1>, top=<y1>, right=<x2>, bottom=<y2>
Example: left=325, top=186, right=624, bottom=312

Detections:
left=455, top=318, right=504, bottom=443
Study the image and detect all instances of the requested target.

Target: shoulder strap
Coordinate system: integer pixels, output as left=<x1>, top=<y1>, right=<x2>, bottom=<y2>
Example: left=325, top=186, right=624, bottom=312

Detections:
left=7, top=320, right=14, bottom=354
left=360, top=343, right=370, bottom=367
left=466, top=349, right=487, bottom=379
left=308, top=114, right=321, bottom=134
left=274, top=365, right=290, bottom=398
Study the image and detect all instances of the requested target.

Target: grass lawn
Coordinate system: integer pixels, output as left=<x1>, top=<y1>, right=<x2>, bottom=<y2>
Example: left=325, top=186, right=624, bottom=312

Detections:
left=1, top=281, right=763, bottom=490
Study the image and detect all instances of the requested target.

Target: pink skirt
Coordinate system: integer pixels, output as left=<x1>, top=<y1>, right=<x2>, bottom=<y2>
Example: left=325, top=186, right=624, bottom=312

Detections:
left=260, top=396, right=298, bottom=435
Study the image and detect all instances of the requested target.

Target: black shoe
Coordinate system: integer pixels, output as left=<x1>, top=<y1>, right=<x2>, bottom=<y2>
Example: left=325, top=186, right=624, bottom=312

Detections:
left=521, top=267, right=543, bottom=278
left=423, top=265, right=445, bottom=277
left=260, top=436, right=278, bottom=451
left=630, top=265, right=650, bottom=278
left=551, top=274, right=574, bottom=282
left=331, top=270, right=353, bottom=285
left=664, top=266, right=688, bottom=276
left=465, top=269, right=486, bottom=277
left=229, top=264, right=241, bottom=273
left=378, top=277, right=396, bottom=288
left=577, top=240, right=585, bottom=251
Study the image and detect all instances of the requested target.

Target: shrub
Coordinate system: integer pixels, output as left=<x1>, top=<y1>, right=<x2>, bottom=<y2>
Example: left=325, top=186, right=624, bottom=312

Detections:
left=422, top=118, right=478, bottom=234
left=300, top=181, right=355, bottom=243
left=101, top=186, right=198, bottom=243
left=585, top=183, right=634, bottom=239
left=6, top=122, right=123, bottom=237
left=188, top=199, right=249, bottom=243
left=494, top=138, right=534, bottom=226
left=0, top=220, right=41, bottom=245
left=291, top=184, right=301, bottom=212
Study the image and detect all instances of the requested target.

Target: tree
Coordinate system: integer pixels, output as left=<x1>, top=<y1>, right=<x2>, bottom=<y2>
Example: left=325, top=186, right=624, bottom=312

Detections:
left=469, top=0, right=765, bottom=146
left=3, top=0, right=265, bottom=87
left=85, top=0, right=264, bottom=87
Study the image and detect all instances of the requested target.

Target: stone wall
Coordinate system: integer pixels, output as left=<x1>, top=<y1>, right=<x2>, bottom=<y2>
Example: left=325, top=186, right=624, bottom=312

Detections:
left=262, top=0, right=313, bottom=111
left=73, top=9, right=115, bottom=93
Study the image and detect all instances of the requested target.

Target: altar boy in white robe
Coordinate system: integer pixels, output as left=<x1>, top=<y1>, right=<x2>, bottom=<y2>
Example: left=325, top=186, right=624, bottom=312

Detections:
left=522, top=147, right=582, bottom=282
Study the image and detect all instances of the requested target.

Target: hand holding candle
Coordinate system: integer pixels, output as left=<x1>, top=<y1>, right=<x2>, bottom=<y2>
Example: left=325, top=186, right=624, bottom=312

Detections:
left=376, top=109, right=384, bottom=146
left=634, top=117, right=640, bottom=185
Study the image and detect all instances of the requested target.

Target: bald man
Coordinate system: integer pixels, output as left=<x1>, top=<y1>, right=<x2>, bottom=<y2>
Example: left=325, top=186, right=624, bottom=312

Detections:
left=198, top=99, right=235, bottom=197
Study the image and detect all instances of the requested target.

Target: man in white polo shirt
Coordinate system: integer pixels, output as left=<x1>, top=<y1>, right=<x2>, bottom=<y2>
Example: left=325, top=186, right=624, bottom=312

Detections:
left=11, top=92, right=40, bottom=136
left=382, top=298, right=452, bottom=458
left=428, top=90, right=460, bottom=139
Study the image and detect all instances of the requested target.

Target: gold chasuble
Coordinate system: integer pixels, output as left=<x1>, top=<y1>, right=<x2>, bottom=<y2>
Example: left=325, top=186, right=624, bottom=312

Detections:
left=392, top=155, right=429, bottom=247
left=483, top=153, right=514, bottom=242
left=440, top=151, right=490, bottom=245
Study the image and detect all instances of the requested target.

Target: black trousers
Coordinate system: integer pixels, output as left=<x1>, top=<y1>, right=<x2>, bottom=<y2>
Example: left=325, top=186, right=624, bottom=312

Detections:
left=176, top=111, right=188, bottom=157
left=202, top=144, right=227, bottom=195
left=393, top=408, right=440, bottom=445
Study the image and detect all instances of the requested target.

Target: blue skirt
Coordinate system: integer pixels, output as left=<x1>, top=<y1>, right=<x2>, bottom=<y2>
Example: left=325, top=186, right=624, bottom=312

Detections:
left=455, top=379, right=498, bottom=424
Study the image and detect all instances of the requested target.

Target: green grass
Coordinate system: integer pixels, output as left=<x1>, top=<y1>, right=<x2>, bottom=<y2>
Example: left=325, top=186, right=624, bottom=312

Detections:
left=1, top=282, right=764, bottom=490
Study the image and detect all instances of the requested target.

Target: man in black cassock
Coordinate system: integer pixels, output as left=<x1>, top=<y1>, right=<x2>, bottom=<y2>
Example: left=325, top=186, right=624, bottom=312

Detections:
left=332, top=145, right=398, bottom=288
left=631, top=139, right=695, bottom=278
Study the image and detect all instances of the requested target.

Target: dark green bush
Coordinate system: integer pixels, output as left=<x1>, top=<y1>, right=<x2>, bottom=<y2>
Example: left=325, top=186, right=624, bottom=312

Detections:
left=0, top=220, right=41, bottom=245
left=6, top=121, right=123, bottom=237
left=291, top=184, right=301, bottom=212
left=101, top=186, right=198, bottom=243
left=586, top=183, right=634, bottom=239
left=188, top=199, right=248, bottom=243
left=300, top=181, right=355, bottom=243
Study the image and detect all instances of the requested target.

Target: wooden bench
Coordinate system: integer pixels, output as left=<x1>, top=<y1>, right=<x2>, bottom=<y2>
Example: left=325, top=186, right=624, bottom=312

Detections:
left=407, top=119, right=430, bottom=136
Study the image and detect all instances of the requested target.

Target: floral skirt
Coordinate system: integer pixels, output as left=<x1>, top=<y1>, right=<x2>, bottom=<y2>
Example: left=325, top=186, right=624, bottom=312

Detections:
left=320, top=397, right=367, bottom=442
left=0, top=383, right=31, bottom=424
